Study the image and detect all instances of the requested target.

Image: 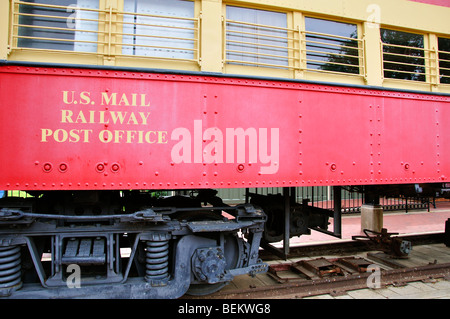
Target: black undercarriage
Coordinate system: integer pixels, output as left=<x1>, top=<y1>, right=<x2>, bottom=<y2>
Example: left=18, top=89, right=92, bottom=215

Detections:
left=0, top=189, right=269, bottom=298
left=0, top=183, right=445, bottom=298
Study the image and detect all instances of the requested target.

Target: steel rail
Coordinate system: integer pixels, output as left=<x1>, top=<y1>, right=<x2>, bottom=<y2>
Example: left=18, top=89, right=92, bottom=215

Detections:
left=187, top=262, right=450, bottom=299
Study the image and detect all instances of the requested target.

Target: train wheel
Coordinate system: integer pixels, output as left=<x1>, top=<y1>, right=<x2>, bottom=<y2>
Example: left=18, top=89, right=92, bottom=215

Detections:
left=173, top=211, right=244, bottom=296
left=187, top=232, right=243, bottom=296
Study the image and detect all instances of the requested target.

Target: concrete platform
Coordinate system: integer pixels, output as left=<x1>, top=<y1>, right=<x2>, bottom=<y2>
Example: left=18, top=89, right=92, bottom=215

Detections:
left=303, top=278, right=450, bottom=299
left=288, top=201, right=450, bottom=247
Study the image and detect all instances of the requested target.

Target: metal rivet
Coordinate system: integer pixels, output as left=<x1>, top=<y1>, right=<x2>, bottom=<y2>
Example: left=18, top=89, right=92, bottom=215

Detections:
left=59, top=163, right=68, bottom=173
left=96, top=163, right=105, bottom=173
left=43, top=163, right=52, bottom=172
left=111, top=163, right=120, bottom=172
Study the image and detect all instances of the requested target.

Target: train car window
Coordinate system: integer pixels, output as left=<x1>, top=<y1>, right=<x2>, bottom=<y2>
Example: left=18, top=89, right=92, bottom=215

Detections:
left=225, top=6, right=289, bottom=68
left=17, top=0, right=99, bottom=52
left=438, top=37, right=450, bottom=84
left=304, top=17, right=360, bottom=74
left=381, top=29, right=425, bottom=81
left=122, top=0, right=195, bottom=60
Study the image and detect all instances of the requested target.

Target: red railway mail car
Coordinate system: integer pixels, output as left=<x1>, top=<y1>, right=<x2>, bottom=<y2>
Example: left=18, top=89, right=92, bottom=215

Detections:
left=0, top=0, right=449, bottom=298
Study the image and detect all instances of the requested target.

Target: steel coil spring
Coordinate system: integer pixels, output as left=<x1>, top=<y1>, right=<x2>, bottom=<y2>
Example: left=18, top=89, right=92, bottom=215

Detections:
left=145, top=236, right=170, bottom=285
left=0, top=245, right=22, bottom=292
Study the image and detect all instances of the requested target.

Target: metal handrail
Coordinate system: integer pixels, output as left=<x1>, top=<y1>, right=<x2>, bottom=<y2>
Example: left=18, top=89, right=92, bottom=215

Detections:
left=300, top=30, right=364, bottom=76
left=225, top=18, right=296, bottom=70
left=226, top=18, right=296, bottom=33
left=438, top=49, right=450, bottom=82
left=381, top=42, right=433, bottom=82
left=224, top=18, right=365, bottom=75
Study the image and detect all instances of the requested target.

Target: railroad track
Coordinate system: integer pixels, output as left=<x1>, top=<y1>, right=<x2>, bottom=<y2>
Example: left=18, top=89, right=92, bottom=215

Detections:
left=183, top=233, right=450, bottom=299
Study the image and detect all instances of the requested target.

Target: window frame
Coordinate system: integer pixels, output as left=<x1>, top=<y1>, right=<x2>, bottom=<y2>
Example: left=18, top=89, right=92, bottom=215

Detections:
left=13, top=0, right=101, bottom=53
left=8, top=0, right=201, bottom=69
left=120, top=0, right=197, bottom=61
left=223, top=7, right=366, bottom=79
left=224, top=5, right=293, bottom=70
left=380, top=27, right=429, bottom=82
left=302, top=15, right=363, bottom=76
